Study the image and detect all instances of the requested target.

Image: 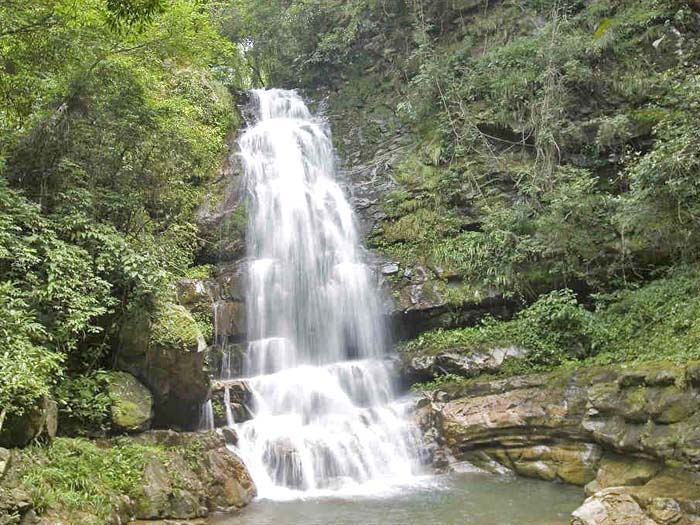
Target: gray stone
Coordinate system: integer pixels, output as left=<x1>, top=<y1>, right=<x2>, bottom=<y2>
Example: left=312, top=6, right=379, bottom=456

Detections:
left=571, top=488, right=656, bottom=525
left=0, top=447, right=10, bottom=480
left=381, top=263, right=399, bottom=275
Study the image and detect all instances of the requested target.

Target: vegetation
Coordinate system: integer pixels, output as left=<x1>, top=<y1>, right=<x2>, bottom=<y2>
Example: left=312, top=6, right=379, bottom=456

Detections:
left=0, top=0, right=246, bottom=426
left=18, top=438, right=150, bottom=521
left=227, top=0, right=700, bottom=379
left=13, top=436, right=209, bottom=524
left=408, top=265, right=700, bottom=386
left=4, top=0, right=700, bottom=518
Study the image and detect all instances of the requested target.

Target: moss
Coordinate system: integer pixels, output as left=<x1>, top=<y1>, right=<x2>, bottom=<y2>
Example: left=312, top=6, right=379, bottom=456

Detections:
left=106, top=371, right=152, bottom=433
left=151, top=303, right=203, bottom=353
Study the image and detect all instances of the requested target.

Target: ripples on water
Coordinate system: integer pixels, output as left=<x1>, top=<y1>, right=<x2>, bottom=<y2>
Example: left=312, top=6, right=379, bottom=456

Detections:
left=211, top=472, right=583, bottom=525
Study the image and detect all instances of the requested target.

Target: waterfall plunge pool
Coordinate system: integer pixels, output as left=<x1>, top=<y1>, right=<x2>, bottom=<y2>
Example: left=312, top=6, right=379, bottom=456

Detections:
left=210, top=471, right=583, bottom=525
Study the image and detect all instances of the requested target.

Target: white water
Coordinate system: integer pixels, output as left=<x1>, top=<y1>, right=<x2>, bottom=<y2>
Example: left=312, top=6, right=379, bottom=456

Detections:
left=232, top=89, right=422, bottom=499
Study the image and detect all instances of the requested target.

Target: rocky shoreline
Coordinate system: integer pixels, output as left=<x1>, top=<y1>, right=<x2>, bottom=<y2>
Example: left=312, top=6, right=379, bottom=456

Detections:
left=411, top=360, right=700, bottom=524
left=0, top=431, right=255, bottom=525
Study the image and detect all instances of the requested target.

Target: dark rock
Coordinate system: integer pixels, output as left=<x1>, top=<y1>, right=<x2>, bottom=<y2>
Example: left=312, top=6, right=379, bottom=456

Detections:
left=211, top=381, right=254, bottom=427
left=118, top=303, right=210, bottom=430
left=0, top=398, right=57, bottom=448
left=212, top=300, right=246, bottom=342
left=222, top=427, right=238, bottom=447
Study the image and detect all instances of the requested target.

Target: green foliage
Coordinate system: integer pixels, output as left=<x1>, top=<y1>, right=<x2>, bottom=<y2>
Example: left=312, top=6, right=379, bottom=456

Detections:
left=517, top=289, right=599, bottom=362
left=358, top=0, right=700, bottom=309
left=406, top=288, right=599, bottom=371
left=184, top=264, right=213, bottom=280
left=18, top=438, right=151, bottom=521
left=0, top=282, right=61, bottom=418
left=410, top=373, right=463, bottom=392
left=150, top=303, right=203, bottom=352
left=409, top=266, right=700, bottom=383
left=0, top=0, right=240, bottom=423
left=55, top=371, right=112, bottom=435
left=223, top=0, right=411, bottom=86
left=592, top=266, right=700, bottom=364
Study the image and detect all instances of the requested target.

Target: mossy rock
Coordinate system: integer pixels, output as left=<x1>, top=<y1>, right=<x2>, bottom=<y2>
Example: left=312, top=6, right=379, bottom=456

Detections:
left=118, top=302, right=209, bottom=430
left=106, top=372, right=153, bottom=433
left=151, top=303, right=205, bottom=354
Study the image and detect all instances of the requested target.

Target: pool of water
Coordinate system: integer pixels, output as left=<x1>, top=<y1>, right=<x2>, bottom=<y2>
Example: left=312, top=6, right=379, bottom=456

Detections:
left=211, top=472, right=584, bottom=525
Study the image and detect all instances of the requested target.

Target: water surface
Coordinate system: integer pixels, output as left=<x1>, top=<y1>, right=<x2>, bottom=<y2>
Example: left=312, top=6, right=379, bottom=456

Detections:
left=211, top=472, right=583, bottom=525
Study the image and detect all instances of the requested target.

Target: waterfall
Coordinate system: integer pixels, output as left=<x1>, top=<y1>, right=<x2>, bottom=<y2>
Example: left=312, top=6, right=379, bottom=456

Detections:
left=232, top=88, right=421, bottom=498
left=198, top=399, right=214, bottom=431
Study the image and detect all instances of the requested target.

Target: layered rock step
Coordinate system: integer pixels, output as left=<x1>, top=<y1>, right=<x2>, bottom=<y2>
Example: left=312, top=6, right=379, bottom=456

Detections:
left=414, top=361, right=700, bottom=525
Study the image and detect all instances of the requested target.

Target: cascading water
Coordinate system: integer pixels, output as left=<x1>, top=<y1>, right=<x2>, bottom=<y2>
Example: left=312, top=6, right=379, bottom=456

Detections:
left=231, top=88, right=422, bottom=498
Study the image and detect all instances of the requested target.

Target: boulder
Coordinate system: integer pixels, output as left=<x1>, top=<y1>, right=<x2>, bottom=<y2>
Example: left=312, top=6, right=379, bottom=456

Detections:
left=400, top=345, right=527, bottom=383
left=129, top=430, right=256, bottom=511
left=134, top=450, right=208, bottom=521
left=222, top=427, right=238, bottom=447
left=106, top=371, right=153, bottom=433
left=203, top=443, right=256, bottom=509
left=572, top=488, right=657, bottom=525
left=482, top=442, right=602, bottom=486
left=0, top=398, right=57, bottom=448
left=586, top=454, right=662, bottom=495
left=0, top=487, right=34, bottom=525
left=573, top=468, right=700, bottom=525
left=118, top=303, right=210, bottom=429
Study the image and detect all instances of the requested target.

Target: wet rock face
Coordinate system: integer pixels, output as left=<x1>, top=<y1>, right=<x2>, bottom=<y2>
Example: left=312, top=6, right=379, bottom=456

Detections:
left=176, top=263, right=248, bottom=347
left=334, top=117, right=408, bottom=240
left=211, top=380, right=255, bottom=427
left=129, top=431, right=256, bottom=519
left=195, top=132, right=246, bottom=266
left=376, top=262, right=515, bottom=340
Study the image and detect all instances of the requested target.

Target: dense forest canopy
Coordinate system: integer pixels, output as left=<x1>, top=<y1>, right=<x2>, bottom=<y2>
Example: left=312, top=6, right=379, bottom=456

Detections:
left=3, top=0, right=700, bottom=435
left=0, top=0, right=245, bottom=426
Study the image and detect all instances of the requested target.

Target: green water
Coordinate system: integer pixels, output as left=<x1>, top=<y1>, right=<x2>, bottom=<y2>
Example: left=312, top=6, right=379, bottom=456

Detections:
left=211, top=472, right=584, bottom=525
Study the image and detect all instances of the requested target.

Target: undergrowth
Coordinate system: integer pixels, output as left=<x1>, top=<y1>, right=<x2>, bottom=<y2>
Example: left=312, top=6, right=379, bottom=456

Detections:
left=408, top=265, right=700, bottom=389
